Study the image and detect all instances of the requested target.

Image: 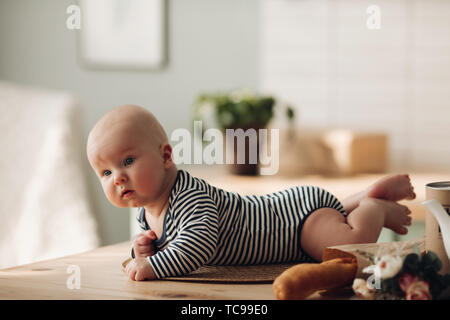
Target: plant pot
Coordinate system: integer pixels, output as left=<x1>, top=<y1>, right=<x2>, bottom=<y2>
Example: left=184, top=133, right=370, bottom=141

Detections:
left=224, top=125, right=264, bottom=176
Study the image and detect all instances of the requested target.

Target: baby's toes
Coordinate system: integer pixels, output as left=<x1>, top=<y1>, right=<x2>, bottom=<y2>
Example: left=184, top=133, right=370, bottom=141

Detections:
left=403, top=207, right=412, bottom=222
left=400, top=210, right=412, bottom=226
left=392, top=223, right=409, bottom=235
left=397, top=208, right=411, bottom=233
left=405, top=216, right=412, bottom=226
left=399, top=204, right=410, bottom=214
left=406, top=187, right=416, bottom=200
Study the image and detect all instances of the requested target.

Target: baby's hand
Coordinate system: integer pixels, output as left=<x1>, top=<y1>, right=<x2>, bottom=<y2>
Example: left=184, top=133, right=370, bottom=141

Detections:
left=133, top=230, right=157, bottom=258
left=126, top=257, right=156, bottom=281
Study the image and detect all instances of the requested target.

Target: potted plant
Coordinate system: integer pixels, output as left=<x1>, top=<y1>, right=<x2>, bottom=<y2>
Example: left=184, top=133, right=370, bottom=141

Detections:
left=194, top=88, right=295, bottom=175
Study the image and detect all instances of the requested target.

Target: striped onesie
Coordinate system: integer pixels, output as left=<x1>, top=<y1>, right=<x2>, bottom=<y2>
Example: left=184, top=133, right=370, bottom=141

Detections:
left=136, top=169, right=347, bottom=279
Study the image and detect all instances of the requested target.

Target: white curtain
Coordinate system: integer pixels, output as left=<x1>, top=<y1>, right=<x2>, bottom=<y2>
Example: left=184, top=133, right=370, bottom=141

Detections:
left=0, top=81, right=99, bottom=268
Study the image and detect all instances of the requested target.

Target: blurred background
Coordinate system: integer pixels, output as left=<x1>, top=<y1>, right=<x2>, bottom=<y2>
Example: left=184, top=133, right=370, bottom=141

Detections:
left=1, top=0, right=449, bottom=268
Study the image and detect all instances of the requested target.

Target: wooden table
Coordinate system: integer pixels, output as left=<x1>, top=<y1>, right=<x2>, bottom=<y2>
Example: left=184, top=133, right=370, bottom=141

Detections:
left=0, top=241, right=285, bottom=300
left=0, top=241, right=352, bottom=300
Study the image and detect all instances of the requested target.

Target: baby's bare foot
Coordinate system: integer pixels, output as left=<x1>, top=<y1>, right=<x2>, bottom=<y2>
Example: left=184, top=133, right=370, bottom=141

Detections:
left=366, top=174, right=416, bottom=202
left=361, top=198, right=412, bottom=235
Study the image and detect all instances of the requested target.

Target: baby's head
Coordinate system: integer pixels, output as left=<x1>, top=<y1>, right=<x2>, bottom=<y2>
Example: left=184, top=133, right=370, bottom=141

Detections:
left=87, top=105, right=176, bottom=208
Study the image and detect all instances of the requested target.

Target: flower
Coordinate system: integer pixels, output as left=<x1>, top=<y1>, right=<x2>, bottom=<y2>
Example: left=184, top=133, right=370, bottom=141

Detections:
left=398, top=272, right=432, bottom=300
left=356, top=248, right=448, bottom=300
left=352, top=278, right=376, bottom=300
left=398, top=273, right=419, bottom=292
left=363, top=254, right=403, bottom=279
left=405, top=280, right=432, bottom=300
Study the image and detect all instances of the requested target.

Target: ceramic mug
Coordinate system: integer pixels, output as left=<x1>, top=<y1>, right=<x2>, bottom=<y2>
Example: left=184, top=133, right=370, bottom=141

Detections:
left=425, top=181, right=450, bottom=274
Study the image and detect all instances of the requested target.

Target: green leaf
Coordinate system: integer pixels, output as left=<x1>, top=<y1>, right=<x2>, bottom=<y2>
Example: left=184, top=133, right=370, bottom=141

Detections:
left=403, top=253, right=421, bottom=274
left=194, top=89, right=283, bottom=129
left=422, top=251, right=442, bottom=273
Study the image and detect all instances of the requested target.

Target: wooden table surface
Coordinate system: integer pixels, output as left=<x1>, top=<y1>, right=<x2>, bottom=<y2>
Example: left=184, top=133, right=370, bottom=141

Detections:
left=0, top=241, right=296, bottom=300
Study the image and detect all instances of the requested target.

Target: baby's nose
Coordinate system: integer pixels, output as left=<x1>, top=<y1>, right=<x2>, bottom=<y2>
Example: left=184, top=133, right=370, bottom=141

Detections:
left=114, top=173, right=128, bottom=185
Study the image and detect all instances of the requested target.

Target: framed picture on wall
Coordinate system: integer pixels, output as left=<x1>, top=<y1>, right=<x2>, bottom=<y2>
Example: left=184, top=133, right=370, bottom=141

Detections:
left=77, top=0, right=167, bottom=70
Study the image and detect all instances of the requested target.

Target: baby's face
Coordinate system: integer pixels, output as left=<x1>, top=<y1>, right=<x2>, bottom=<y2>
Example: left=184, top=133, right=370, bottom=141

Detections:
left=88, top=124, right=167, bottom=209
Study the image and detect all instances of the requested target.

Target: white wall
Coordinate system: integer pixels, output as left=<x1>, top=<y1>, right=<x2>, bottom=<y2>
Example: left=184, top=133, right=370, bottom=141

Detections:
left=0, top=0, right=260, bottom=245
left=261, top=0, right=450, bottom=171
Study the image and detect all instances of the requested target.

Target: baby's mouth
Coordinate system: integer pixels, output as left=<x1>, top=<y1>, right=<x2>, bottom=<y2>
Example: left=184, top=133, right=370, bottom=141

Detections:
left=121, top=189, right=135, bottom=198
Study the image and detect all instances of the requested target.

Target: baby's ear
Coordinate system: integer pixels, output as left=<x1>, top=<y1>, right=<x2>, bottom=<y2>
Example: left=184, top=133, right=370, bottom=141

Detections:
left=161, top=143, right=173, bottom=168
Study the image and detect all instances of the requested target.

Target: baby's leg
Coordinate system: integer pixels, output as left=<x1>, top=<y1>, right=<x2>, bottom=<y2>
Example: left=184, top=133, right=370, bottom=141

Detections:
left=300, top=198, right=411, bottom=261
left=342, top=174, right=416, bottom=213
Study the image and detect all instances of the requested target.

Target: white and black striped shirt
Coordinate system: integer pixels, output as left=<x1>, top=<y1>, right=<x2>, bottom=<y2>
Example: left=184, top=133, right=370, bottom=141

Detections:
left=137, top=170, right=346, bottom=279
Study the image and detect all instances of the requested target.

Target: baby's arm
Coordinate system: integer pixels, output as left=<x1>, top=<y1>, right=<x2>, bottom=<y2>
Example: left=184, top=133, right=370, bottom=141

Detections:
left=132, top=230, right=157, bottom=258
left=130, top=190, right=219, bottom=281
left=126, top=257, right=157, bottom=281
left=125, top=231, right=158, bottom=281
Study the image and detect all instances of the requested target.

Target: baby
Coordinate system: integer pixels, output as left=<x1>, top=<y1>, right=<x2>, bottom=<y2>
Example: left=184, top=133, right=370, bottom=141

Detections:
left=87, top=105, right=416, bottom=281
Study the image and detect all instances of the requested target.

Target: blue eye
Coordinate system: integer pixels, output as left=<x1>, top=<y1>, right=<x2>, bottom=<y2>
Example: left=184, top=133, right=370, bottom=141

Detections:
left=103, top=170, right=112, bottom=177
left=124, top=157, right=134, bottom=166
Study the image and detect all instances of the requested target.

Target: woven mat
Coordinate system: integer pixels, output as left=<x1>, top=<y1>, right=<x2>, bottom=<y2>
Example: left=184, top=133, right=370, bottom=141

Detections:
left=122, top=258, right=295, bottom=283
